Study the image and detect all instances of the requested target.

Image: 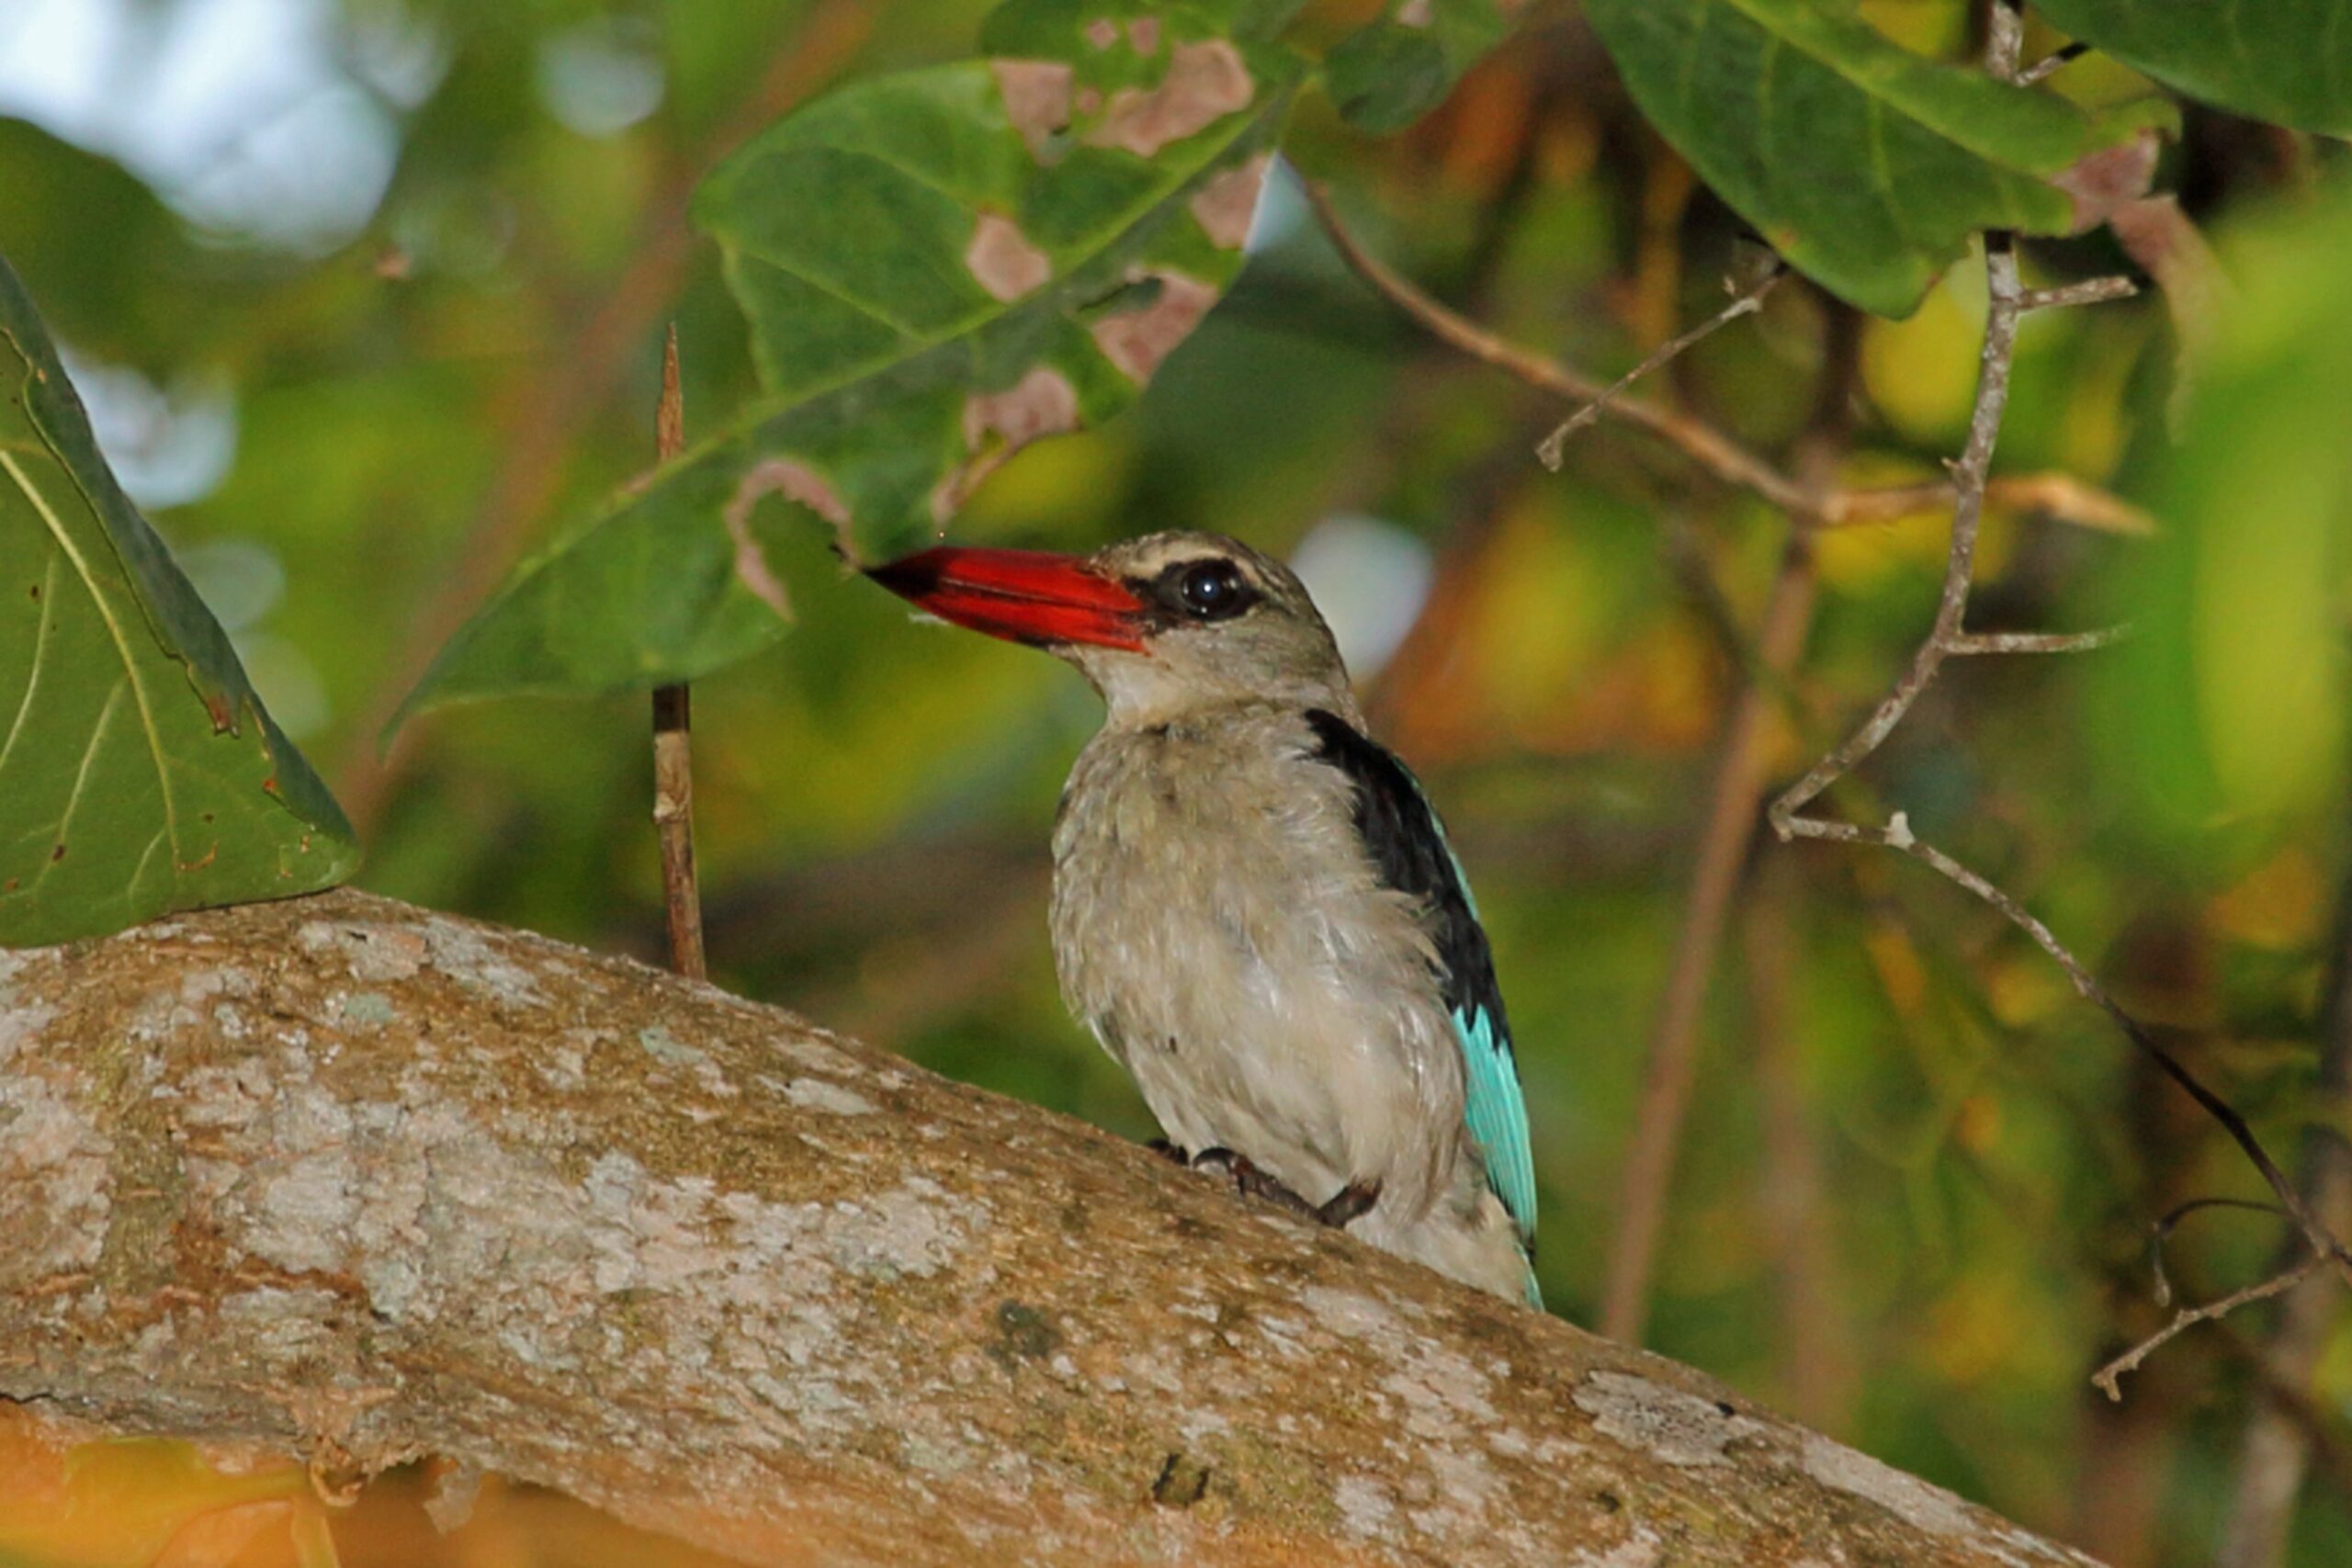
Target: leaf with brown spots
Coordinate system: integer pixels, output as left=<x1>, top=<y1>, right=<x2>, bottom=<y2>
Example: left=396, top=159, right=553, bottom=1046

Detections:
left=399, top=36, right=1296, bottom=721
left=0, top=256, right=356, bottom=947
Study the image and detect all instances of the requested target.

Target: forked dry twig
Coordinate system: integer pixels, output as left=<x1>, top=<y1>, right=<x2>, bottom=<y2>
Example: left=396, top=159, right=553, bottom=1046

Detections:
left=1536, top=262, right=1786, bottom=470
left=2093, top=1255, right=2326, bottom=1402
left=1304, top=179, right=2149, bottom=536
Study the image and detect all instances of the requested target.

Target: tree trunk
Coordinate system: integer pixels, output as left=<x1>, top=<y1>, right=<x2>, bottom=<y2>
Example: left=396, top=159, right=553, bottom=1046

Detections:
left=1, top=889, right=2098, bottom=1566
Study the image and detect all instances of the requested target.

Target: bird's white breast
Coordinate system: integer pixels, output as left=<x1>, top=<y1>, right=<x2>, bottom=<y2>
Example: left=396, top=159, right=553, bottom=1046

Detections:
left=1048, top=706, right=1464, bottom=1221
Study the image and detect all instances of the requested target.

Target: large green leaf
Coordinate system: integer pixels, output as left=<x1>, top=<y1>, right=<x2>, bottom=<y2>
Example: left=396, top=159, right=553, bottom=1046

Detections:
left=2094, top=182, right=2352, bottom=857
left=1584, top=0, right=2173, bottom=317
left=1326, top=1, right=1524, bottom=133
left=2034, top=0, right=2352, bottom=136
left=400, top=35, right=1296, bottom=720
left=0, top=259, right=357, bottom=947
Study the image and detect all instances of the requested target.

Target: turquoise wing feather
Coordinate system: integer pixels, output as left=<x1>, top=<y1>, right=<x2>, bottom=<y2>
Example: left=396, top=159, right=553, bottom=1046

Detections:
left=1453, top=1000, right=1537, bottom=1247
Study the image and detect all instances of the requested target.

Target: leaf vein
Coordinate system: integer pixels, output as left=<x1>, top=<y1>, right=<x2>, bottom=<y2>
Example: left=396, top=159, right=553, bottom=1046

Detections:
left=0, top=450, right=187, bottom=883
left=38, top=674, right=128, bottom=887
left=0, top=550, right=58, bottom=781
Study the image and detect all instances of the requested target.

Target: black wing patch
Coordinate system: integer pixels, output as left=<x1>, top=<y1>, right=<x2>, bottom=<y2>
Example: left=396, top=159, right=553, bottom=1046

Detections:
left=1303, top=709, right=1507, bottom=1031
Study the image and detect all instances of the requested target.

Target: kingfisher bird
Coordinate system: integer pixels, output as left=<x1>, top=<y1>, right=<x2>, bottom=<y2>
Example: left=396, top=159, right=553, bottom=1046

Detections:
left=868, top=531, right=1539, bottom=1306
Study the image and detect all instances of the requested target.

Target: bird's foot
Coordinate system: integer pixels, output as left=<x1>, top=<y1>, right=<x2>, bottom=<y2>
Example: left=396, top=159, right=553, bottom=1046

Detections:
left=1190, top=1148, right=1380, bottom=1230
left=1189, top=1146, right=1320, bottom=1221
left=1145, top=1137, right=1192, bottom=1167
left=1315, top=1178, right=1383, bottom=1228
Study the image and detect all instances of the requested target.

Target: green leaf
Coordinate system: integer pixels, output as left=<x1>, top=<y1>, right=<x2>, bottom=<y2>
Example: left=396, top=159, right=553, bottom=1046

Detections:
left=1584, top=0, right=2174, bottom=317
left=1326, top=1, right=1521, bottom=133
left=0, top=258, right=357, bottom=947
left=2034, top=0, right=2352, bottom=136
left=2094, top=182, right=2352, bottom=856
left=400, top=38, right=1296, bottom=721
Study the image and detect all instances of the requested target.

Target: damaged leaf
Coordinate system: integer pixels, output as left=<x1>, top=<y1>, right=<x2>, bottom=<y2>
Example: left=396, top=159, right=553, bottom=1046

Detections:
left=1584, top=0, right=2177, bottom=317
left=0, top=257, right=357, bottom=947
left=399, top=39, right=1295, bottom=722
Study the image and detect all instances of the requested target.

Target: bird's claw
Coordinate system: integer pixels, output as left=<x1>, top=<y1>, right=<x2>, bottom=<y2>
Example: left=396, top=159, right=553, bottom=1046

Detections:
left=1190, top=1147, right=1379, bottom=1230
left=1316, top=1178, right=1383, bottom=1228
left=1145, top=1137, right=1191, bottom=1166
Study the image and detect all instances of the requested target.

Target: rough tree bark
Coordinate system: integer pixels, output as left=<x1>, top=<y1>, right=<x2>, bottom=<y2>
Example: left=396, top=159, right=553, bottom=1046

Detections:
left=0, top=889, right=2097, bottom=1567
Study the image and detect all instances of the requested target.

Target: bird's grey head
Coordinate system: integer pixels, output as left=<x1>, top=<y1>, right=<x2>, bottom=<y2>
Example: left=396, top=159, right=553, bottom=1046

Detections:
left=867, top=530, right=1352, bottom=728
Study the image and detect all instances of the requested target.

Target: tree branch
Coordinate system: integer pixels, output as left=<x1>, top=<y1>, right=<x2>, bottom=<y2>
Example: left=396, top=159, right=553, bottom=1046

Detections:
left=0, top=890, right=2104, bottom=1567
left=1304, top=180, right=2153, bottom=537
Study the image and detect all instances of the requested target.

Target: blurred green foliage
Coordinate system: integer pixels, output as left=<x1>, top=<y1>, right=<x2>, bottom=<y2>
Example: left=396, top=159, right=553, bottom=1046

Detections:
left=2100, top=188, right=2352, bottom=864
left=2, top=0, right=2350, bottom=1564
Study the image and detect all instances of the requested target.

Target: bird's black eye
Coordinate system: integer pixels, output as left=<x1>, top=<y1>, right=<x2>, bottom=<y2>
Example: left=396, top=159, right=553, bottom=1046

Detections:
left=1162, top=558, right=1256, bottom=622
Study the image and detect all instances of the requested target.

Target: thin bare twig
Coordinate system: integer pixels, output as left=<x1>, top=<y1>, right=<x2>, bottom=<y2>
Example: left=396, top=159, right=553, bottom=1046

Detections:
left=2093, top=1255, right=2325, bottom=1402
left=1781, top=812, right=2352, bottom=1305
left=1536, top=264, right=1786, bottom=470
left=2021, top=276, right=2140, bottom=311
left=1825, top=471, right=2155, bottom=536
left=1944, top=626, right=2129, bottom=656
left=1765, top=218, right=2028, bottom=831
left=2018, top=39, right=2092, bottom=87
left=651, top=325, right=707, bottom=982
left=1304, top=179, right=2152, bottom=538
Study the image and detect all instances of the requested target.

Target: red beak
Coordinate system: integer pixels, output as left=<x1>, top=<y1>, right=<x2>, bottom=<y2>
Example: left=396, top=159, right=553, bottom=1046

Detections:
left=867, top=547, right=1147, bottom=652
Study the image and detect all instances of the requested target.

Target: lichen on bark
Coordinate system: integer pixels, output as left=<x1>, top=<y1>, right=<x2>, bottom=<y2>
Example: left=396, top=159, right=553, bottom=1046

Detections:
left=1, top=890, right=2092, bottom=1567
